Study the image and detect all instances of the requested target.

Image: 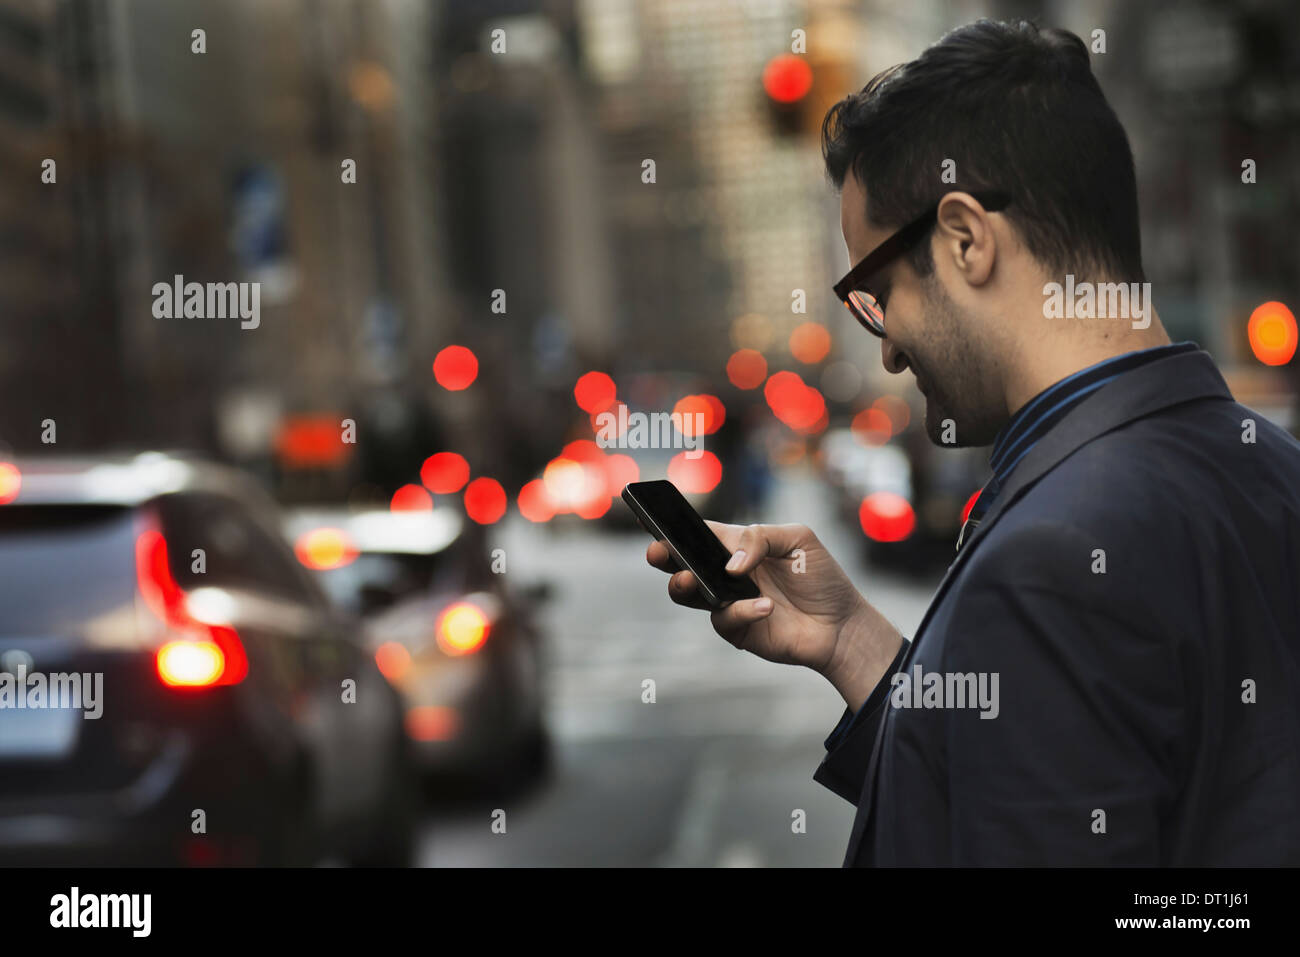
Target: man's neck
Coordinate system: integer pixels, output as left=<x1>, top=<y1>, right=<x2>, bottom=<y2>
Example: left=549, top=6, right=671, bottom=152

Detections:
left=1002, top=315, right=1173, bottom=418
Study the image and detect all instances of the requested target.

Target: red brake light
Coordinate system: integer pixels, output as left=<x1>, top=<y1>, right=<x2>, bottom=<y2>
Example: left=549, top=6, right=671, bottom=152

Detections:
left=136, top=530, right=247, bottom=687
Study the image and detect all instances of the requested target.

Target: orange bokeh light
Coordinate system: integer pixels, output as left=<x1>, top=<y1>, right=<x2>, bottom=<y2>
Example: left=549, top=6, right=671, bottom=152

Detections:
left=672, top=394, right=720, bottom=436
left=156, top=640, right=226, bottom=688
left=406, top=705, right=459, bottom=742
left=437, top=602, right=490, bottom=655
left=872, top=395, right=911, bottom=434
left=789, top=322, right=831, bottom=364
left=294, top=527, right=359, bottom=570
left=375, top=641, right=412, bottom=683
left=1247, top=301, right=1298, bottom=366
left=851, top=408, right=893, bottom=446
left=0, top=463, right=20, bottom=505
left=726, top=349, right=768, bottom=390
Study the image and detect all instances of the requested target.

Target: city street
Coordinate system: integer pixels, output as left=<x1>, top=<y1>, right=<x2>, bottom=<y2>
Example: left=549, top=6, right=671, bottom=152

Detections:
left=417, top=469, right=938, bottom=866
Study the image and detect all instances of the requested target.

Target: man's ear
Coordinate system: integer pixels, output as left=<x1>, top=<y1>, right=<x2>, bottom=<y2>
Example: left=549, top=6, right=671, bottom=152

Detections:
left=934, top=192, right=996, bottom=286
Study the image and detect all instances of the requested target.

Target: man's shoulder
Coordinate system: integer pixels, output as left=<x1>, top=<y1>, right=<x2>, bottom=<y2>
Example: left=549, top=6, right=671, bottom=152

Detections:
left=1012, top=393, right=1299, bottom=525
left=961, top=394, right=1300, bottom=597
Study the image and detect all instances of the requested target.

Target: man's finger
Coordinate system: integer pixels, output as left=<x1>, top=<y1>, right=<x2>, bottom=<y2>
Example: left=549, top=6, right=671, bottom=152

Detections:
left=667, top=570, right=713, bottom=610
left=645, top=539, right=681, bottom=573
left=710, top=596, right=774, bottom=648
left=712, top=523, right=812, bottom=576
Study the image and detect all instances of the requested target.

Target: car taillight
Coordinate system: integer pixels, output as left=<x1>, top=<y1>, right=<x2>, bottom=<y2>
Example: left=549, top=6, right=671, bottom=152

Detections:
left=157, top=640, right=225, bottom=687
left=435, top=602, right=490, bottom=656
left=136, top=530, right=248, bottom=687
left=294, top=527, right=358, bottom=570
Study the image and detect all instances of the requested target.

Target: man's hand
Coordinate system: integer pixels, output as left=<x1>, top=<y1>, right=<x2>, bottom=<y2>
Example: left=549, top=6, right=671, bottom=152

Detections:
left=645, top=522, right=904, bottom=711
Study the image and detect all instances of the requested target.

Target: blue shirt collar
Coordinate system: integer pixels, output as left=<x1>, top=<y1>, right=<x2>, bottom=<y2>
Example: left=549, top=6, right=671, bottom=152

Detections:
left=987, top=341, right=1198, bottom=486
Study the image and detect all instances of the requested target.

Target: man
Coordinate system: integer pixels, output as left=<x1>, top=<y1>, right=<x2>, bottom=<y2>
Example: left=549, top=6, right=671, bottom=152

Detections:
left=645, top=19, right=1300, bottom=865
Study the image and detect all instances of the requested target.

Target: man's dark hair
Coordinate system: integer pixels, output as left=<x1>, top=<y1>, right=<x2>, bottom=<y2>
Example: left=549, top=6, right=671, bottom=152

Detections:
left=822, top=19, right=1145, bottom=283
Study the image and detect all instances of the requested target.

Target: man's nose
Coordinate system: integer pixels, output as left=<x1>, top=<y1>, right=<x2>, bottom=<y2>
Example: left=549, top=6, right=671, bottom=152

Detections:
left=881, top=336, right=908, bottom=375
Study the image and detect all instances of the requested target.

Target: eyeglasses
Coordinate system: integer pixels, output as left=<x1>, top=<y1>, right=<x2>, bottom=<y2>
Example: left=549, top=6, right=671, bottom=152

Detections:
left=833, top=190, right=1012, bottom=338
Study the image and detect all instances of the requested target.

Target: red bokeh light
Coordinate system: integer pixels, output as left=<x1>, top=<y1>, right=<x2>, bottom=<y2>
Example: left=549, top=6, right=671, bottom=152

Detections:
left=764, top=371, right=826, bottom=432
left=433, top=345, right=478, bottom=390
left=574, top=371, right=618, bottom=413
left=591, top=399, right=629, bottom=436
left=391, top=484, right=433, bottom=512
left=762, top=54, right=813, bottom=104
left=561, top=439, right=607, bottom=464
left=667, top=450, right=723, bottom=494
left=603, top=453, right=640, bottom=497
left=420, top=452, right=470, bottom=494
left=464, top=477, right=507, bottom=524
left=576, top=493, right=612, bottom=519
left=517, top=479, right=556, bottom=523
left=858, top=492, right=916, bottom=542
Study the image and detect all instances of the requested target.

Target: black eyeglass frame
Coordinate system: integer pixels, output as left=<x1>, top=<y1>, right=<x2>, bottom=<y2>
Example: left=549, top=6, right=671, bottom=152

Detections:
left=833, top=190, right=1013, bottom=338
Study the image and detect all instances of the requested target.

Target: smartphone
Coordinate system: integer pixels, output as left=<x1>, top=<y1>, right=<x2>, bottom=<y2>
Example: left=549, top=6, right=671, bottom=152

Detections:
left=622, top=479, right=761, bottom=608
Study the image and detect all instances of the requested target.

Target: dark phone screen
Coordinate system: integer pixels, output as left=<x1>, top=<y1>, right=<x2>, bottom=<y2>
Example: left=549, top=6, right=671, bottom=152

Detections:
left=623, top=480, right=760, bottom=605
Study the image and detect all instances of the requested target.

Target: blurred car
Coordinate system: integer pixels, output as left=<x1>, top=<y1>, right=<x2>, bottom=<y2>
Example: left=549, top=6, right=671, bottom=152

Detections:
left=0, top=453, right=415, bottom=867
left=283, top=507, right=550, bottom=787
left=819, top=426, right=989, bottom=573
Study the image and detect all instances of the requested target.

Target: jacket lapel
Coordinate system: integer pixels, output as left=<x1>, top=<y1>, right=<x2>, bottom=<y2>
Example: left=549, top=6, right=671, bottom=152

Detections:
left=842, top=348, right=1231, bottom=866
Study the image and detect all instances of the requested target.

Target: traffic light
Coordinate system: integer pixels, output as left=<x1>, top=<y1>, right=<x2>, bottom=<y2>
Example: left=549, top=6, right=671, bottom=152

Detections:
left=762, top=53, right=814, bottom=137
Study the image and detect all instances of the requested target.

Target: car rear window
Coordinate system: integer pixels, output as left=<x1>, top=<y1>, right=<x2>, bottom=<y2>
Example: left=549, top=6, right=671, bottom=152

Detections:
left=314, top=550, right=449, bottom=615
left=0, top=505, right=139, bottom=636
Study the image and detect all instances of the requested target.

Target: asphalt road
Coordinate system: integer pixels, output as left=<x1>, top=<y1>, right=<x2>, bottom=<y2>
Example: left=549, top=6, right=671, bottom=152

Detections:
left=417, top=468, right=939, bottom=866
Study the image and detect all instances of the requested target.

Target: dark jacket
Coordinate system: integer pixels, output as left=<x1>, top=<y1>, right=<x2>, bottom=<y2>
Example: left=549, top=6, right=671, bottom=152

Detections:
left=814, top=347, right=1300, bottom=865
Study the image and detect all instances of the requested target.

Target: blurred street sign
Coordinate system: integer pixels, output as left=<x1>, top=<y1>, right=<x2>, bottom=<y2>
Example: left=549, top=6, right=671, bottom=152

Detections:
left=230, top=163, right=299, bottom=305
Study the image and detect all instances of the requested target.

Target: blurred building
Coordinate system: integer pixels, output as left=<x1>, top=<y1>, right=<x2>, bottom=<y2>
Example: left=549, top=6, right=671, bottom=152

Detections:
left=0, top=0, right=454, bottom=490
